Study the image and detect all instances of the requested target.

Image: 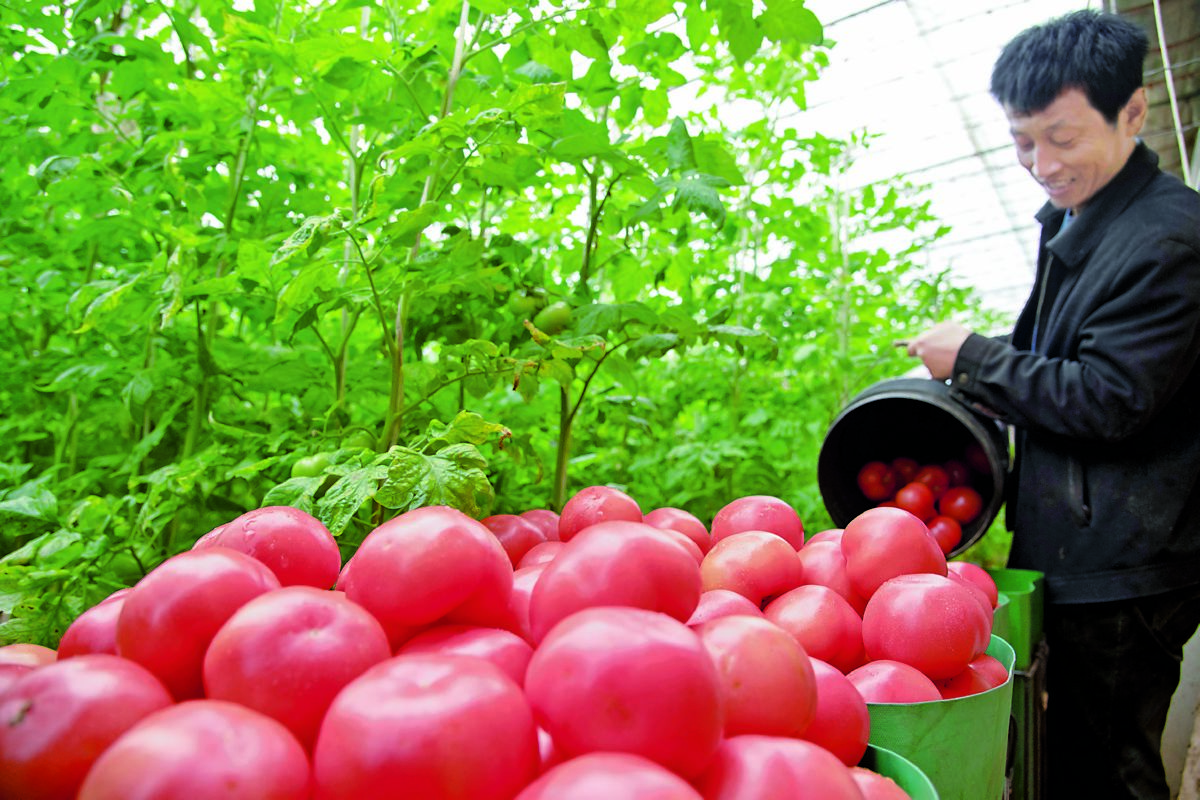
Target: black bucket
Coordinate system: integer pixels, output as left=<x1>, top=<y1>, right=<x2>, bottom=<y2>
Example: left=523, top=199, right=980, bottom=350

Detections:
left=818, top=378, right=1010, bottom=556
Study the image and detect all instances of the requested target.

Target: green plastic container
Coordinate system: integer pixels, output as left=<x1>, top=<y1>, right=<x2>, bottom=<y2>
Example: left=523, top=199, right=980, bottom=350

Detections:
left=987, top=568, right=1044, bottom=671
left=866, top=636, right=1016, bottom=800
left=860, top=744, right=940, bottom=799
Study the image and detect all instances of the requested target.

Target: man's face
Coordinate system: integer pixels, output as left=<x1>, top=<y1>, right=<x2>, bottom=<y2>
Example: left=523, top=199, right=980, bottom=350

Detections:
left=1005, top=87, right=1145, bottom=214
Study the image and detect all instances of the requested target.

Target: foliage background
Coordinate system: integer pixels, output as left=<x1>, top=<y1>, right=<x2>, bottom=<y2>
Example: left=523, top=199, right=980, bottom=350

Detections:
left=0, top=0, right=1008, bottom=645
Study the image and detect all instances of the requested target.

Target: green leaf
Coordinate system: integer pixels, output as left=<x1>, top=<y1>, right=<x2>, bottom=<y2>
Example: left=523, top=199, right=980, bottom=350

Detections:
left=374, top=445, right=494, bottom=517
left=262, top=476, right=325, bottom=514
left=425, top=411, right=511, bottom=448
left=317, top=466, right=387, bottom=537
left=666, top=118, right=698, bottom=172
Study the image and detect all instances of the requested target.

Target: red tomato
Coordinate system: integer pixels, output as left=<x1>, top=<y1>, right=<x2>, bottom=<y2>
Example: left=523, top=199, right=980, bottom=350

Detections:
left=856, top=461, right=897, bottom=502
left=651, top=526, right=706, bottom=565
left=939, top=486, right=984, bottom=524
left=528, top=520, right=701, bottom=642
left=344, top=506, right=513, bottom=648
left=947, top=562, right=1000, bottom=609
left=964, top=441, right=992, bottom=475
left=518, top=540, right=564, bottom=568
left=537, top=727, right=564, bottom=774
left=696, top=615, right=817, bottom=738
left=710, top=495, right=805, bottom=549
left=313, top=654, right=538, bottom=800
left=79, top=700, right=310, bottom=800
left=505, top=563, right=548, bottom=643
left=0, top=644, right=56, bottom=668
left=516, top=752, right=703, bottom=799
left=333, top=557, right=353, bottom=591
left=805, top=528, right=844, bottom=546
left=846, top=660, right=942, bottom=704
left=58, top=594, right=126, bottom=659
left=862, top=573, right=992, bottom=681
left=0, top=655, right=173, bottom=800
left=117, top=547, right=281, bottom=700
left=203, top=586, right=392, bottom=751
left=524, top=607, right=723, bottom=779
left=841, top=507, right=947, bottom=600
left=942, top=459, right=970, bottom=488
left=696, top=735, right=864, bottom=799
left=796, top=539, right=868, bottom=614
left=191, top=523, right=225, bottom=549
left=927, top=515, right=963, bottom=554
left=913, top=465, right=950, bottom=498
left=686, top=589, right=765, bottom=626
left=0, top=665, right=34, bottom=699
left=398, top=625, right=533, bottom=688
left=557, top=485, right=642, bottom=542
left=481, top=513, right=549, bottom=567
left=209, top=506, right=341, bottom=589
left=520, top=508, right=561, bottom=541
left=892, top=481, right=936, bottom=522
left=764, top=585, right=865, bottom=674
left=937, top=654, right=1009, bottom=700
left=801, top=659, right=871, bottom=767
left=890, top=457, right=920, bottom=484
left=851, top=766, right=913, bottom=800
left=644, top=506, right=712, bottom=554
left=700, top=531, right=804, bottom=606
left=946, top=567, right=998, bottom=621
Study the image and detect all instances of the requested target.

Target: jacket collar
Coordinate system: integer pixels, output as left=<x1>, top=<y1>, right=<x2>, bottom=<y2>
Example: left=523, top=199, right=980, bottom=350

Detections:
left=1035, top=142, right=1161, bottom=268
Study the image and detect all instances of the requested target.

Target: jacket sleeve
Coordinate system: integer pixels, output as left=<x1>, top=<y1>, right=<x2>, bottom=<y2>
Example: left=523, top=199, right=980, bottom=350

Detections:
left=951, top=237, right=1200, bottom=442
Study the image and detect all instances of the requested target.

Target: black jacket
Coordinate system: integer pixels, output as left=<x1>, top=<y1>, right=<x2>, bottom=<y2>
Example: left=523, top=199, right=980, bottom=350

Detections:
left=952, top=143, right=1200, bottom=604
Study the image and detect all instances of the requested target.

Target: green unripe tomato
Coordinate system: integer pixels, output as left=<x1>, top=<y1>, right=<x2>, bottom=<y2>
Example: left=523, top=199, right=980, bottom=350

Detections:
left=508, top=293, right=542, bottom=317
left=533, top=301, right=572, bottom=335
left=343, top=430, right=377, bottom=451
left=291, top=452, right=334, bottom=479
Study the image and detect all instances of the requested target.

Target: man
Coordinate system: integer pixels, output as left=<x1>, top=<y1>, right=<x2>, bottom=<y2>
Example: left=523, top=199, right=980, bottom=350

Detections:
left=905, top=10, right=1200, bottom=799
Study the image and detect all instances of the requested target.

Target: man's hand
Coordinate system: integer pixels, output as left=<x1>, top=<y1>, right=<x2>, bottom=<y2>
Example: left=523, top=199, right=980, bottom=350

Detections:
left=903, top=322, right=972, bottom=381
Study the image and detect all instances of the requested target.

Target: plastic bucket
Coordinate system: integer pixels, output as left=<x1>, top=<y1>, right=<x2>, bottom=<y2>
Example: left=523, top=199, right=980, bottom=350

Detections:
left=865, top=635, right=1016, bottom=800
left=818, top=378, right=1010, bottom=556
left=860, top=744, right=940, bottom=799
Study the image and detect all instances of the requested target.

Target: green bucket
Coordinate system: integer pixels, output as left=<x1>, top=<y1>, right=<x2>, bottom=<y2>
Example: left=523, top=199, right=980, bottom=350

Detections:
left=859, top=744, right=940, bottom=799
left=866, top=636, right=1016, bottom=800
left=986, top=568, right=1044, bottom=671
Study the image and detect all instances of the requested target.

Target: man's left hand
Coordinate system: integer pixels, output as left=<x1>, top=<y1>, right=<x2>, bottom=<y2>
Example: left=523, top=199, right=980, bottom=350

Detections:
left=904, top=322, right=972, bottom=381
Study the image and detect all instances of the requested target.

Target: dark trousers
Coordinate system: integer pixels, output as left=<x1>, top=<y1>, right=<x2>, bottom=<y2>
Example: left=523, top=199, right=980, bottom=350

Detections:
left=1045, top=583, right=1200, bottom=800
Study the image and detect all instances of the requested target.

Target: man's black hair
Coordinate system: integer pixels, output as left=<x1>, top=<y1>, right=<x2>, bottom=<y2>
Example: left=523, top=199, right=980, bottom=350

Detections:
left=990, top=10, right=1149, bottom=123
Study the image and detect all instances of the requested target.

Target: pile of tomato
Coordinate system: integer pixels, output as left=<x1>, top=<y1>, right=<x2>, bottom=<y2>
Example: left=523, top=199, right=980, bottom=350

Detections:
left=0, top=489, right=1006, bottom=800
left=856, top=453, right=987, bottom=555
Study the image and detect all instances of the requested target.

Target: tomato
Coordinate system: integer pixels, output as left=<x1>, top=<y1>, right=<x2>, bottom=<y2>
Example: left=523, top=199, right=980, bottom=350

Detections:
left=314, top=654, right=538, bottom=800
left=192, top=524, right=225, bottom=549
left=537, top=727, right=564, bottom=774
left=947, top=561, right=1000, bottom=608
left=936, top=654, right=1009, bottom=700
left=890, top=456, right=920, bottom=484
left=481, top=513, right=549, bottom=567
left=0, top=665, right=34, bottom=699
left=926, top=515, right=963, bottom=554
left=841, top=507, right=947, bottom=600
left=764, top=585, right=865, bottom=674
left=942, top=459, right=970, bottom=488
left=644, top=506, right=711, bottom=554
left=710, top=495, right=805, bottom=550
left=938, top=486, right=984, bottom=524
left=0, top=644, right=56, bottom=668
left=861, top=573, right=992, bottom=681
left=696, top=735, right=864, bottom=799
left=946, top=567, right=997, bottom=620
left=117, top=547, right=281, bottom=700
left=700, top=530, right=804, bottom=607
left=343, top=506, right=513, bottom=648
left=805, top=528, right=844, bottom=545
left=696, top=615, right=817, bottom=738
left=79, top=700, right=310, bottom=800
left=0, top=655, right=173, bottom=800
left=528, top=520, right=701, bottom=642
left=290, top=452, right=334, bottom=479
left=801, top=659, right=871, bottom=767
left=516, top=752, right=704, bottom=799
left=892, top=481, right=935, bottom=522
left=524, top=607, right=723, bottom=779
left=505, top=563, right=548, bottom=643
left=686, top=589, right=765, bottom=626
left=851, top=766, right=912, bottom=800
left=796, top=539, right=868, bottom=614
left=58, top=594, right=126, bottom=659
left=520, top=509, right=561, bottom=541
left=519, top=540, right=564, bottom=568
left=856, top=461, right=897, bottom=502
left=209, top=505, right=342, bottom=589
left=655, top=526, right=705, bottom=565
left=557, top=485, right=642, bottom=541
left=533, top=301, right=572, bottom=334
left=398, top=625, right=533, bottom=688
left=913, top=465, right=950, bottom=498
left=964, top=441, right=991, bottom=475
left=203, top=586, right=391, bottom=751
left=846, top=660, right=942, bottom=704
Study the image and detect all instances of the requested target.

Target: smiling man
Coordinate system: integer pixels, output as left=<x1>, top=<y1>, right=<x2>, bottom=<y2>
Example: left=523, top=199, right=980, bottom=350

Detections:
left=904, top=10, right=1200, bottom=800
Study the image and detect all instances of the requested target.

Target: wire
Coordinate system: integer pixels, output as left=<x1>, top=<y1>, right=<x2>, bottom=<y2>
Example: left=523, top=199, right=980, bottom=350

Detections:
left=1151, top=0, right=1193, bottom=185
